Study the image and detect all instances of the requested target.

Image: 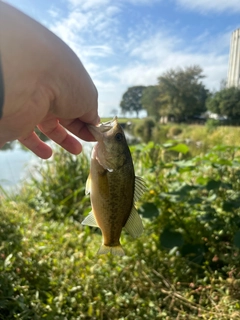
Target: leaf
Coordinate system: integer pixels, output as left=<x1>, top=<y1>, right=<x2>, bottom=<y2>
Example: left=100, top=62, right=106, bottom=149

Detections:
left=169, top=184, right=198, bottom=198
left=160, top=229, right=184, bottom=249
left=162, top=141, right=175, bottom=148
left=188, top=197, right=203, bottom=205
left=139, top=202, right=159, bottom=219
left=206, top=180, right=221, bottom=191
left=198, top=212, right=215, bottom=222
left=223, top=198, right=240, bottom=212
left=233, top=230, right=240, bottom=248
left=169, top=144, right=189, bottom=154
left=180, top=244, right=205, bottom=264
left=4, top=253, right=13, bottom=268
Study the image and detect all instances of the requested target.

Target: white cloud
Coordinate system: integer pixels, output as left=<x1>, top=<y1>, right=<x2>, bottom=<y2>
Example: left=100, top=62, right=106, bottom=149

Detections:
left=117, top=50, right=228, bottom=90
left=117, top=29, right=229, bottom=89
left=176, top=0, right=240, bottom=13
left=46, top=0, right=231, bottom=116
left=68, top=0, right=111, bottom=10
left=68, top=0, right=162, bottom=8
left=48, top=7, right=61, bottom=19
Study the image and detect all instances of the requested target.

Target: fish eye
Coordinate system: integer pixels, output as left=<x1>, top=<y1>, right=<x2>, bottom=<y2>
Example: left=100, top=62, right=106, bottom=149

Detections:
left=115, top=132, right=123, bottom=142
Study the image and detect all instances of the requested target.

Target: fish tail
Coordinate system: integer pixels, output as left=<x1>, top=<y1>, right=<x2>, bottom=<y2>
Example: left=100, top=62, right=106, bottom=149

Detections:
left=98, top=244, right=125, bottom=256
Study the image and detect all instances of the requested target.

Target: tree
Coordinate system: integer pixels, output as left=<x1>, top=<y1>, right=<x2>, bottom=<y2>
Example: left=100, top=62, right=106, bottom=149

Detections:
left=110, top=108, right=118, bottom=117
left=120, top=86, right=145, bottom=117
left=141, top=86, right=161, bottom=120
left=157, top=66, right=209, bottom=122
left=206, top=87, right=240, bottom=120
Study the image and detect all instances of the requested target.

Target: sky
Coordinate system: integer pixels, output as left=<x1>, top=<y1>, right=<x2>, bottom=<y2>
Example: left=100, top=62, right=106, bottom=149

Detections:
left=4, top=0, right=240, bottom=117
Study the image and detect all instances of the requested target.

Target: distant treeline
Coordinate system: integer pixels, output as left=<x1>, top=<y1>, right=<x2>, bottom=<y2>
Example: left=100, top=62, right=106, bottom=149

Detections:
left=119, top=65, right=240, bottom=123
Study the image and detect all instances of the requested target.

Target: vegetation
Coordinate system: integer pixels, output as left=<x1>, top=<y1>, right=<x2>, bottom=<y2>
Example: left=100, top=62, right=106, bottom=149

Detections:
left=120, top=65, right=240, bottom=125
left=207, top=87, right=240, bottom=123
left=157, top=66, right=208, bottom=122
left=133, top=118, right=156, bottom=143
left=121, top=65, right=210, bottom=122
left=141, top=86, right=161, bottom=120
left=120, top=86, right=146, bottom=117
left=1, top=137, right=240, bottom=318
left=27, top=150, right=90, bottom=221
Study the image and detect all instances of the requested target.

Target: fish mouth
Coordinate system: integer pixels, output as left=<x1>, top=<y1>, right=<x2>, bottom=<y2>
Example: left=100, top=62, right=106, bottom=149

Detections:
left=87, top=117, right=118, bottom=141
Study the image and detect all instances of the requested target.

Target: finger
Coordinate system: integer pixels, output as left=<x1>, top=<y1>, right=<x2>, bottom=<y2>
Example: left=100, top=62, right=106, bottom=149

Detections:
left=38, top=118, right=83, bottom=155
left=78, top=109, right=100, bottom=126
left=59, top=118, right=96, bottom=141
left=18, top=131, right=53, bottom=159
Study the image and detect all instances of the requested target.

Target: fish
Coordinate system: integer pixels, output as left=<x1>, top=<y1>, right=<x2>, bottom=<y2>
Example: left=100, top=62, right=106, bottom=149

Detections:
left=81, top=117, right=146, bottom=256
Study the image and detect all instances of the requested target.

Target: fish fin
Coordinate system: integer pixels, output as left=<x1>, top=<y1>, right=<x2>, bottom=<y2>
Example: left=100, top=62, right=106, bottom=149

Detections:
left=98, top=244, right=125, bottom=256
left=81, top=211, right=99, bottom=228
left=85, top=174, right=91, bottom=195
left=134, top=176, right=147, bottom=202
left=124, top=206, right=143, bottom=238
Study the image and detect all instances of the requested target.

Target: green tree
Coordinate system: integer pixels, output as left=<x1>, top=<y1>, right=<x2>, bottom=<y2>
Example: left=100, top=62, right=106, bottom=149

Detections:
left=206, top=87, right=240, bottom=120
left=120, top=86, right=145, bottom=117
left=141, top=86, right=161, bottom=120
left=158, top=66, right=209, bottom=122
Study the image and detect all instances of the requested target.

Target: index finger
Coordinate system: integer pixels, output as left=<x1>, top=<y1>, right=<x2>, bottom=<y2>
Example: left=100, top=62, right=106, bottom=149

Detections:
left=60, top=113, right=100, bottom=141
left=59, top=118, right=96, bottom=142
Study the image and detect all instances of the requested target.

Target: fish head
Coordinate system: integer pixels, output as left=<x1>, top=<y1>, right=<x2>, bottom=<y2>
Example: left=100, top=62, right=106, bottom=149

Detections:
left=87, top=117, right=131, bottom=171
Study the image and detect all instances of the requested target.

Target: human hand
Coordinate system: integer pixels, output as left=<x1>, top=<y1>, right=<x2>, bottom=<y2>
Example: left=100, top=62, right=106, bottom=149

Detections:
left=0, top=2, right=99, bottom=159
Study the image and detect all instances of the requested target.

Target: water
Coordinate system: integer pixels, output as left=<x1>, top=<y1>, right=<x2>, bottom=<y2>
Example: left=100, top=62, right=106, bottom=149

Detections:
left=0, top=141, right=94, bottom=191
left=0, top=146, right=39, bottom=190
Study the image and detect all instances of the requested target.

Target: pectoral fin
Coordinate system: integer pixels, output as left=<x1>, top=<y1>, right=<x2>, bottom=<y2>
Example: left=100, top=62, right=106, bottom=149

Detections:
left=81, top=211, right=99, bottom=228
left=85, top=174, right=91, bottom=195
left=124, top=206, right=143, bottom=238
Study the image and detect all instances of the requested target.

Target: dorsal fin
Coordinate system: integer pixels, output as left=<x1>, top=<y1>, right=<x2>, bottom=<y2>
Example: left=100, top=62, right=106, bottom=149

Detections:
left=134, top=176, right=146, bottom=203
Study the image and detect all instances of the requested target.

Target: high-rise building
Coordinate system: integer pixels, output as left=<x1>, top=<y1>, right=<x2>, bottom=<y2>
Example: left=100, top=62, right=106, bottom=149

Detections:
left=227, top=28, right=240, bottom=88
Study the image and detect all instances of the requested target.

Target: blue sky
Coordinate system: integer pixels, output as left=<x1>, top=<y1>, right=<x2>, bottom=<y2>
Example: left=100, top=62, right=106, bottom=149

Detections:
left=5, top=0, right=240, bottom=117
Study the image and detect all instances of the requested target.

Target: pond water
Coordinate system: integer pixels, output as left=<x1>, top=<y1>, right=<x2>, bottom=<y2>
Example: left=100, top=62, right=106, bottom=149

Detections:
left=0, top=146, right=41, bottom=190
left=0, top=141, right=94, bottom=191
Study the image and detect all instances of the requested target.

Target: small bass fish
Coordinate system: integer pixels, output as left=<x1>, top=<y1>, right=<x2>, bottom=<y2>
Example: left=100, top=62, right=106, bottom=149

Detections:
left=82, top=117, right=146, bottom=256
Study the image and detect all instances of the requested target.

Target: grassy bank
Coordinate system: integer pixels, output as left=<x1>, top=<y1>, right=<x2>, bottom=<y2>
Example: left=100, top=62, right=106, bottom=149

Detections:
left=127, top=118, right=240, bottom=156
left=1, top=142, right=240, bottom=319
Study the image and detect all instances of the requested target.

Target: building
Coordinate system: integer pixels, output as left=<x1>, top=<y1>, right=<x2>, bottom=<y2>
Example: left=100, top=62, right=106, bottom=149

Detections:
left=227, top=28, right=240, bottom=88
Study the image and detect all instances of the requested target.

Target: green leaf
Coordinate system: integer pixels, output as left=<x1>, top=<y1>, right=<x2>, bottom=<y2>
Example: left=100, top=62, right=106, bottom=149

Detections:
left=206, top=180, right=221, bottom=191
left=169, top=184, right=198, bottom=198
left=139, top=202, right=159, bottom=219
left=160, top=229, right=184, bottom=249
left=223, top=198, right=240, bottom=212
left=198, top=212, right=215, bottom=222
left=180, top=244, right=205, bottom=264
left=169, top=144, right=189, bottom=154
left=233, top=230, right=240, bottom=248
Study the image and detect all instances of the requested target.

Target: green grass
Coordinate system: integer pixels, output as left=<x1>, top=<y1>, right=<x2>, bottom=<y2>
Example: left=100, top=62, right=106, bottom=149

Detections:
left=100, top=117, right=144, bottom=125
left=1, top=198, right=240, bottom=319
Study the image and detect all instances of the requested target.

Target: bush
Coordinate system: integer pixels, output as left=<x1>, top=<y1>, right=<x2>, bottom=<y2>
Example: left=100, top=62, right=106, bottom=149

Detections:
left=133, top=143, right=240, bottom=273
left=24, top=148, right=91, bottom=221
left=168, top=126, right=183, bottom=137
left=206, top=118, right=221, bottom=132
left=133, top=118, right=155, bottom=143
left=151, top=125, right=169, bottom=144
